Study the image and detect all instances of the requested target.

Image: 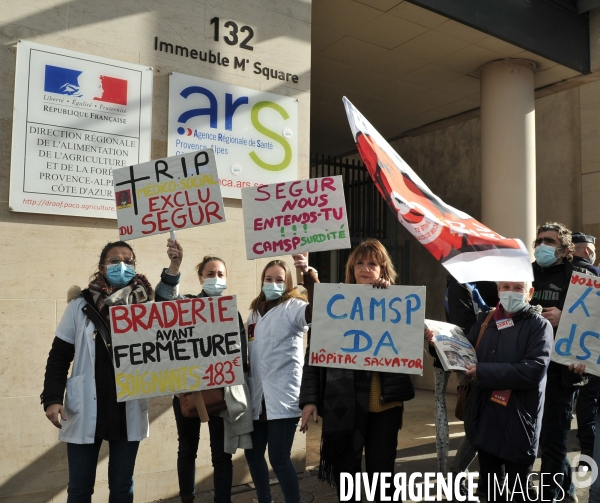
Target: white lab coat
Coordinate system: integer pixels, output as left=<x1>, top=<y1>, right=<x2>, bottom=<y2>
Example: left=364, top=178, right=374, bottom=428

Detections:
left=247, top=298, right=308, bottom=420
left=56, top=297, right=149, bottom=444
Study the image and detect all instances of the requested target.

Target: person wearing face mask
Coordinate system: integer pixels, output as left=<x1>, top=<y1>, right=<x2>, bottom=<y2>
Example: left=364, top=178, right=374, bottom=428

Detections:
left=154, top=240, right=251, bottom=503
left=570, top=233, right=600, bottom=472
left=244, top=255, right=317, bottom=503
left=299, top=239, right=415, bottom=502
left=41, top=241, right=157, bottom=502
left=530, top=223, right=596, bottom=503
left=463, top=281, right=553, bottom=502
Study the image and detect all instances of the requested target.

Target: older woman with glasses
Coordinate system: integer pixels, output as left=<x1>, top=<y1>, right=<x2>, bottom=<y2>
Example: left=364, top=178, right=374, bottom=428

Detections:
left=41, top=240, right=177, bottom=503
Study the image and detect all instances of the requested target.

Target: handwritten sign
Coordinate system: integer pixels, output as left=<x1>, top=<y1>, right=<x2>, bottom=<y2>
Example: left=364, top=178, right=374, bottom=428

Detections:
left=552, top=273, right=600, bottom=377
left=241, top=175, right=350, bottom=259
left=310, top=284, right=425, bottom=375
left=110, top=295, right=243, bottom=401
left=113, top=149, right=225, bottom=239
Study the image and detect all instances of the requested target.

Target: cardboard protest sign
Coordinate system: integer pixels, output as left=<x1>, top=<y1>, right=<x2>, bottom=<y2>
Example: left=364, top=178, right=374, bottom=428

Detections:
left=241, top=176, right=351, bottom=259
left=109, top=295, right=243, bottom=401
left=310, top=284, right=425, bottom=375
left=113, top=149, right=225, bottom=239
left=552, top=273, right=600, bottom=377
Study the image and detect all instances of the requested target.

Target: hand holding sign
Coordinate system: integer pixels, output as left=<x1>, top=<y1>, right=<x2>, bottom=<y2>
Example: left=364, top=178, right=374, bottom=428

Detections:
left=167, top=237, right=183, bottom=275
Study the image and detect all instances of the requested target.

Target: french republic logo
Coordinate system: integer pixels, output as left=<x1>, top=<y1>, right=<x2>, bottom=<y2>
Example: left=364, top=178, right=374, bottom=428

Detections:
left=44, top=65, right=128, bottom=106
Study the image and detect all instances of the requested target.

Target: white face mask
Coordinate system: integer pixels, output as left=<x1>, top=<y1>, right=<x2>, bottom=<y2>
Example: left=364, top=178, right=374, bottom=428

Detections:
left=499, top=291, right=528, bottom=314
left=202, top=277, right=227, bottom=296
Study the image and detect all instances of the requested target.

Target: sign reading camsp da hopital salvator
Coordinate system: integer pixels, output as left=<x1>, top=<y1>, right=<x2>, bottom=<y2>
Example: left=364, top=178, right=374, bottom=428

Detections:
left=10, top=40, right=152, bottom=219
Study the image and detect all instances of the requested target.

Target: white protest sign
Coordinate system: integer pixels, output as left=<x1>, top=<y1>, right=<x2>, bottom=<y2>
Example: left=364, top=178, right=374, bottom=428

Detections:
left=113, top=149, right=225, bottom=239
left=310, top=284, right=425, bottom=375
left=552, top=273, right=600, bottom=377
left=110, top=295, right=244, bottom=401
left=241, top=176, right=351, bottom=259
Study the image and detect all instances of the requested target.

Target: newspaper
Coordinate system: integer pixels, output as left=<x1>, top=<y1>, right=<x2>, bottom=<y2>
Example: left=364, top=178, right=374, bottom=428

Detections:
left=425, top=319, right=477, bottom=372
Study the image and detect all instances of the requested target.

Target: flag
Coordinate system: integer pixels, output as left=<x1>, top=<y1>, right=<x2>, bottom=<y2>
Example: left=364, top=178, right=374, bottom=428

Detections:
left=343, top=97, right=533, bottom=284
left=44, top=65, right=83, bottom=95
left=94, top=75, right=127, bottom=106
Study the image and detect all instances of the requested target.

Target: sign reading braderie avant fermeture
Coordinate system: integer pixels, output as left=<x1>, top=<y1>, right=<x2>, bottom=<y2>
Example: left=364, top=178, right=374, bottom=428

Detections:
left=168, top=72, right=299, bottom=199
left=310, top=284, right=426, bottom=375
left=110, top=295, right=243, bottom=401
left=113, top=150, right=225, bottom=239
left=10, top=40, right=152, bottom=219
left=552, top=273, right=600, bottom=377
left=241, top=176, right=351, bottom=259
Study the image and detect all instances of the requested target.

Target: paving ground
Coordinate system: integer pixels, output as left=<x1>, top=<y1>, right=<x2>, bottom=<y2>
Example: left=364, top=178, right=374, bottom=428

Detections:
left=153, top=390, right=591, bottom=502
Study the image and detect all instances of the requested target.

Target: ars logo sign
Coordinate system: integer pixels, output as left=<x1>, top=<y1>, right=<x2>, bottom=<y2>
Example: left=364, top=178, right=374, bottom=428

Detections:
left=167, top=72, right=299, bottom=199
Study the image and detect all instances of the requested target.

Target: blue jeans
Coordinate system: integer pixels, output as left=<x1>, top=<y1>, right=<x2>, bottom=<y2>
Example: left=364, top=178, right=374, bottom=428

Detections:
left=589, top=407, right=600, bottom=503
left=173, top=396, right=233, bottom=502
left=540, top=364, right=577, bottom=501
left=66, top=439, right=140, bottom=503
left=245, top=418, right=300, bottom=503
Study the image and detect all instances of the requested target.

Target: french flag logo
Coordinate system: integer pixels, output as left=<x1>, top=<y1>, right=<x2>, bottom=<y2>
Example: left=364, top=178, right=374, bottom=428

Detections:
left=44, top=65, right=128, bottom=106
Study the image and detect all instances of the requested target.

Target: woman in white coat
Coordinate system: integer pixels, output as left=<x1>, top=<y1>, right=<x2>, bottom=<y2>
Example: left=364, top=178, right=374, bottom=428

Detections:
left=41, top=241, right=176, bottom=502
left=244, top=254, right=317, bottom=503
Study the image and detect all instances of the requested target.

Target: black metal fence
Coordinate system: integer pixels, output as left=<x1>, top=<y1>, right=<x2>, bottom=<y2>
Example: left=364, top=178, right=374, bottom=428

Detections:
left=309, top=153, right=410, bottom=284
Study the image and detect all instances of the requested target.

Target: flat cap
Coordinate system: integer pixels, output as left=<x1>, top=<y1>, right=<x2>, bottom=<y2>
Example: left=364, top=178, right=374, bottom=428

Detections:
left=572, top=232, right=596, bottom=244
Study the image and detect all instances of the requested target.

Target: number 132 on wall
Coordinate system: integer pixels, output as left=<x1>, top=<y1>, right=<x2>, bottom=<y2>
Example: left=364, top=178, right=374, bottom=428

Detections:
left=210, top=17, right=254, bottom=51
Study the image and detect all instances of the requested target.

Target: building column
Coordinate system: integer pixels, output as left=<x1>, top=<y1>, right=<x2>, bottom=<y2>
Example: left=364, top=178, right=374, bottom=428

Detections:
left=480, top=59, right=536, bottom=254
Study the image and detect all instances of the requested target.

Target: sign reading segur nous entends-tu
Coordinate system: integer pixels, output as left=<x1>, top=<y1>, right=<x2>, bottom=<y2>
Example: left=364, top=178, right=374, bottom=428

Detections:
left=552, top=273, right=600, bottom=377
left=242, top=176, right=350, bottom=259
left=310, top=284, right=426, bottom=375
left=110, top=295, right=243, bottom=401
left=113, top=150, right=225, bottom=239
left=168, top=72, right=298, bottom=199
left=9, top=40, right=152, bottom=219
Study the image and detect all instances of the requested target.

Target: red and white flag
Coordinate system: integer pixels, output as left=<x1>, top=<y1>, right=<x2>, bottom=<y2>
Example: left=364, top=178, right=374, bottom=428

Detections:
left=343, top=97, right=533, bottom=283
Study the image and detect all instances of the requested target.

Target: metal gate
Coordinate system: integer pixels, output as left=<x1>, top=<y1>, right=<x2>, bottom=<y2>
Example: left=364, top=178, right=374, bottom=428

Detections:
left=309, top=153, right=411, bottom=284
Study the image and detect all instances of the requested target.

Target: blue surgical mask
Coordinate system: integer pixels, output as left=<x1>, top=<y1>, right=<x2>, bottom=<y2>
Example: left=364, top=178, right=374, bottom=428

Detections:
left=499, top=291, right=528, bottom=314
left=262, top=282, right=285, bottom=300
left=534, top=243, right=558, bottom=267
left=203, top=277, right=227, bottom=296
left=105, top=262, right=136, bottom=288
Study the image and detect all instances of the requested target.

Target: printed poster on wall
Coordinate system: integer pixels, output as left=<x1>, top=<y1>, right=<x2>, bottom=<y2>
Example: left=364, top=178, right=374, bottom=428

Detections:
left=9, top=40, right=153, bottom=219
left=310, top=284, right=426, bottom=375
left=552, top=273, right=600, bottom=377
left=241, top=176, right=350, bottom=259
left=110, top=295, right=244, bottom=401
left=168, top=72, right=299, bottom=199
left=113, top=149, right=225, bottom=239
left=343, top=97, right=533, bottom=284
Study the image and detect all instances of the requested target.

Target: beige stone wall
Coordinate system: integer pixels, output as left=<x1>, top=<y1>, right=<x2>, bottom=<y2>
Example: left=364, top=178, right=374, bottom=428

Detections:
left=0, top=1, right=311, bottom=501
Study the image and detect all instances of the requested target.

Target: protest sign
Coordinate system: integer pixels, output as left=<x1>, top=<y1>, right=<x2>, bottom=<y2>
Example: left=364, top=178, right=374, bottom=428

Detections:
left=109, top=295, right=243, bottom=401
left=343, top=97, right=532, bottom=284
left=113, top=149, right=225, bottom=239
left=552, top=273, right=600, bottom=377
left=310, top=284, right=425, bottom=375
left=241, top=176, right=351, bottom=259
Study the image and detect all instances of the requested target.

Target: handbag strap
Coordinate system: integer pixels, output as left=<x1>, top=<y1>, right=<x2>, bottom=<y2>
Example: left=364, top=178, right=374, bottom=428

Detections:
left=475, top=308, right=496, bottom=350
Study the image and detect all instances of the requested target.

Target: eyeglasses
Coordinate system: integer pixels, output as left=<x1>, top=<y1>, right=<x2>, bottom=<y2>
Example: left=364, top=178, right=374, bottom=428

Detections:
left=105, top=258, right=136, bottom=267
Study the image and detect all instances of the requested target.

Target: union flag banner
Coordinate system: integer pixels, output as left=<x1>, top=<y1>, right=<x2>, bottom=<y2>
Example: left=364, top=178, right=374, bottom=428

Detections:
left=343, top=97, right=533, bottom=284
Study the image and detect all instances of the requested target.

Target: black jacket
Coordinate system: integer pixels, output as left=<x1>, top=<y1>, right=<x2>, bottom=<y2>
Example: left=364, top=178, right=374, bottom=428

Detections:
left=464, top=306, right=553, bottom=464
left=531, top=260, right=592, bottom=313
left=299, top=335, right=415, bottom=412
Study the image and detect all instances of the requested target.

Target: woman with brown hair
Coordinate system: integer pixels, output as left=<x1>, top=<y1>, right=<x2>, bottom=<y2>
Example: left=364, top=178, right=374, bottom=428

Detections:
left=299, top=238, right=415, bottom=502
left=155, top=239, right=251, bottom=503
left=41, top=240, right=157, bottom=502
left=244, top=254, right=318, bottom=503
